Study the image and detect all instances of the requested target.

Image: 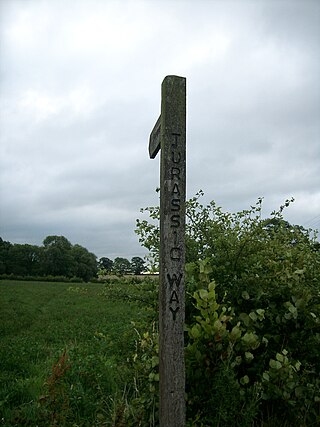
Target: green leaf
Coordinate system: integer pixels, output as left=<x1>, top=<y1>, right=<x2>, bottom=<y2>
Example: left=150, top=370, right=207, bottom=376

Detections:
left=208, top=291, right=216, bottom=302
left=294, top=361, right=301, bottom=372
left=276, top=353, right=284, bottom=362
left=213, top=319, right=223, bottom=332
left=199, top=289, right=208, bottom=300
left=262, top=372, right=270, bottom=382
left=151, top=356, right=159, bottom=368
left=190, top=324, right=201, bottom=339
left=256, top=309, right=265, bottom=320
left=230, top=324, right=242, bottom=342
left=269, top=359, right=282, bottom=370
left=242, top=332, right=260, bottom=350
left=294, top=387, right=304, bottom=398
left=249, top=311, right=257, bottom=321
left=241, top=291, right=250, bottom=300
left=185, top=262, right=197, bottom=274
left=239, top=313, right=250, bottom=327
left=235, top=356, right=242, bottom=365
left=288, top=305, right=297, bottom=315
left=245, top=351, right=254, bottom=362
left=208, top=281, right=215, bottom=293
left=240, top=375, right=250, bottom=385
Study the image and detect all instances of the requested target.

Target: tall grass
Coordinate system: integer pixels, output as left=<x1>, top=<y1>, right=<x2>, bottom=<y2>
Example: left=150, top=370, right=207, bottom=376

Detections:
left=0, top=280, right=148, bottom=426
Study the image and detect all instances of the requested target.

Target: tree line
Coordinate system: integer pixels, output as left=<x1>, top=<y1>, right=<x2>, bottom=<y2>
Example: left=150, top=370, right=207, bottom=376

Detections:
left=0, top=235, right=146, bottom=281
left=98, top=256, right=146, bottom=276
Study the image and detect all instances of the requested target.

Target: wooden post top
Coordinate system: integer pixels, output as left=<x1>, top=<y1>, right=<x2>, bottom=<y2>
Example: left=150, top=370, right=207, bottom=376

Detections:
left=149, top=75, right=186, bottom=159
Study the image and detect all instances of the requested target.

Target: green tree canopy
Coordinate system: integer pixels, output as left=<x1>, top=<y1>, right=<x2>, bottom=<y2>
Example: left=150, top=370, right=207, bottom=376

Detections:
left=0, top=235, right=98, bottom=281
left=136, top=191, right=320, bottom=302
left=42, top=235, right=74, bottom=277
left=130, top=257, right=146, bottom=275
left=98, top=257, right=113, bottom=273
left=113, top=257, right=131, bottom=275
left=0, top=238, right=12, bottom=274
left=70, top=244, right=97, bottom=282
left=43, top=235, right=72, bottom=250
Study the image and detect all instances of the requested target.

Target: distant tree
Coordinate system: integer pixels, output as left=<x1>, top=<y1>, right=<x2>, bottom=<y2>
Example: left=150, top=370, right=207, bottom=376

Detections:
left=130, top=257, right=146, bottom=275
left=43, top=235, right=72, bottom=251
left=0, top=238, right=12, bottom=274
left=98, top=257, right=113, bottom=273
left=42, top=235, right=73, bottom=277
left=5, top=244, right=41, bottom=276
left=113, top=257, right=131, bottom=275
left=70, top=244, right=97, bottom=281
left=1, top=235, right=98, bottom=281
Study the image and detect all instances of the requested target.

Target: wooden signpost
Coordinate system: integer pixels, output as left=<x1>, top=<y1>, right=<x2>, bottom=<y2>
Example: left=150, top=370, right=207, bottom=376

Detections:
left=149, top=75, right=186, bottom=427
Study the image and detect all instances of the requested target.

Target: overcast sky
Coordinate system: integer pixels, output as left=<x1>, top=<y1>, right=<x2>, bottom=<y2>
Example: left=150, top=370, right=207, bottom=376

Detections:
left=0, top=0, right=319, bottom=260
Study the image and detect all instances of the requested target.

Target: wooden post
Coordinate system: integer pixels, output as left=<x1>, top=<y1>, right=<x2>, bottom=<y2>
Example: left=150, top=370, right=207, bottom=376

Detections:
left=149, top=75, right=186, bottom=427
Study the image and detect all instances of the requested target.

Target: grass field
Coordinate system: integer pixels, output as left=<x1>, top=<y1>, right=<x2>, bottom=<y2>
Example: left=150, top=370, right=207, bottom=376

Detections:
left=0, top=280, right=150, bottom=426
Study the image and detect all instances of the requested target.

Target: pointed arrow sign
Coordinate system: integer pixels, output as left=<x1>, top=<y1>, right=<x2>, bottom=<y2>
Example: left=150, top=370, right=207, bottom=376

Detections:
left=149, top=115, right=161, bottom=159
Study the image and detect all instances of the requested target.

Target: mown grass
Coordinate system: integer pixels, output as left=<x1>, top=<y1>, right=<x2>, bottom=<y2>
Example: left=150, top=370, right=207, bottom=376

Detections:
left=0, top=280, right=150, bottom=426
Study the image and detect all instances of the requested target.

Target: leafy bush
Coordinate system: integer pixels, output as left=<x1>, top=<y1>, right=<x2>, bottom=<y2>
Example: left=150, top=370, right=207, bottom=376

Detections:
left=0, top=273, right=85, bottom=283
left=134, top=192, right=320, bottom=426
left=185, top=261, right=319, bottom=426
left=101, top=278, right=159, bottom=317
left=123, top=323, right=159, bottom=426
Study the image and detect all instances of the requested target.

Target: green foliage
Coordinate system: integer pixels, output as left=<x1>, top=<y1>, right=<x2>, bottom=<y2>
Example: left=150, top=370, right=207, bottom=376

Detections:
left=1, top=241, right=42, bottom=276
left=98, top=257, right=146, bottom=277
left=1, top=236, right=147, bottom=281
left=113, top=257, right=132, bottom=276
left=136, top=192, right=319, bottom=292
left=2, top=191, right=319, bottom=426
left=42, top=235, right=73, bottom=277
left=69, top=243, right=97, bottom=281
left=123, top=323, right=159, bottom=426
left=101, top=277, right=158, bottom=318
left=135, top=192, right=320, bottom=426
left=0, top=235, right=98, bottom=281
left=131, top=256, right=146, bottom=275
left=98, top=256, right=114, bottom=272
left=0, top=237, right=11, bottom=274
left=185, top=268, right=260, bottom=426
left=0, top=273, right=84, bottom=283
left=136, top=205, right=160, bottom=271
left=185, top=260, right=320, bottom=426
left=0, top=280, right=149, bottom=426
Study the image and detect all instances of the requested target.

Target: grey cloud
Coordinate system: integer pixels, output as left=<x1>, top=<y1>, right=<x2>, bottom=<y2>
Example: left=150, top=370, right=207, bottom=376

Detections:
left=1, top=0, right=319, bottom=259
